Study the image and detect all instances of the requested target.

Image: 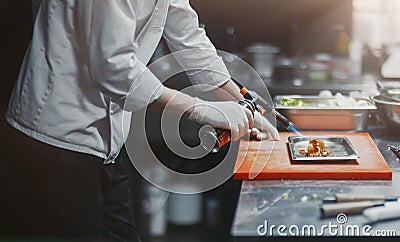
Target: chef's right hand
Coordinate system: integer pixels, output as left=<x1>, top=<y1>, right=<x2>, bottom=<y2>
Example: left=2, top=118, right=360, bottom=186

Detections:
left=188, top=98, right=254, bottom=141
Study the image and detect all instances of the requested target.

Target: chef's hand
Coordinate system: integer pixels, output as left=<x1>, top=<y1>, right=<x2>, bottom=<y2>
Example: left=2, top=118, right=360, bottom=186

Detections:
left=251, top=111, right=280, bottom=140
left=188, top=98, right=254, bottom=141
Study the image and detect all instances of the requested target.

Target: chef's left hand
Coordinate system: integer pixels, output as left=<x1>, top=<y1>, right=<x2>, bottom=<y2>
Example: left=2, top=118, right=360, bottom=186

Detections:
left=251, top=111, right=280, bottom=141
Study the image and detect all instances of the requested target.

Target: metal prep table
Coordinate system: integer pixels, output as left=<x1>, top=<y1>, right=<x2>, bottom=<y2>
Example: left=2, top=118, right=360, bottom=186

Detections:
left=231, top=125, right=400, bottom=238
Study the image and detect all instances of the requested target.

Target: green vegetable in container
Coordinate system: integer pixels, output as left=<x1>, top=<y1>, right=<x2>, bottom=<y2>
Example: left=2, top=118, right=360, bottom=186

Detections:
left=278, top=97, right=307, bottom=107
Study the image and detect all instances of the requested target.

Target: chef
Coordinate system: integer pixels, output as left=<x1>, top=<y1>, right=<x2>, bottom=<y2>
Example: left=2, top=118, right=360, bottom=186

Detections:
left=6, top=0, right=279, bottom=241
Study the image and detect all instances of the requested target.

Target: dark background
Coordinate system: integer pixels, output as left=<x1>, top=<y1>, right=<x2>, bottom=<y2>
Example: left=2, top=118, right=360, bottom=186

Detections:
left=0, top=1, right=33, bottom=160
left=0, top=0, right=34, bottom=236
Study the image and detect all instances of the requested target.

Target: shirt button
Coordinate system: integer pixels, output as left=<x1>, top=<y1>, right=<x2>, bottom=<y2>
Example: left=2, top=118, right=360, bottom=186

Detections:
left=155, top=7, right=159, bottom=12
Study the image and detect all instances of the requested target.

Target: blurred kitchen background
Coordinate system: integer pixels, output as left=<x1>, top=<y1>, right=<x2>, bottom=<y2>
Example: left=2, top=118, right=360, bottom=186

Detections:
left=1, top=0, right=400, bottom=241
left=189, top=0, right=400, bottom=96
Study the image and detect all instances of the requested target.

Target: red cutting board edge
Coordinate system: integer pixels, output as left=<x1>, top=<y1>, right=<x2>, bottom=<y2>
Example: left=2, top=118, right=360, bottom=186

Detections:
left=233, top=132, right=392, bottom=180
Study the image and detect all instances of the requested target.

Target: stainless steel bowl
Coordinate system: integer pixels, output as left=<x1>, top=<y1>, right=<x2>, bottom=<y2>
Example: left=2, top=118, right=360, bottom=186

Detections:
left=372, top=95, right=400, bottom=130
left=381, top=88, right=400, bottom=102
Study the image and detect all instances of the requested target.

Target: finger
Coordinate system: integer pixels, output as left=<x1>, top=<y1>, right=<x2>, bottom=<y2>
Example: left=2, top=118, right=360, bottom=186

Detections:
left=240, top=119, right=249, bottom=139
left=249, top=128, right=258, bottom=139
left=253, top=111, right=262, bottom=129
left=265, top=121, right=279, bottom=140
left=260, top=118, right=280, bottom=141
left=235, top=119, right=247, bottom=141
left=273, top=128, right=281, bottom=140
left=242, top=107, right=254, bottom=129
left=235, top=108, right=250, bottom=140
left=230, top=123, right=240, bottom=141
left=256, top=132, right=268, bottom=140
left=247, top=128, right=252, bottom=136
left=258, top=114, right=269, bottom=131
left=267, top=127, right=280, bottom=140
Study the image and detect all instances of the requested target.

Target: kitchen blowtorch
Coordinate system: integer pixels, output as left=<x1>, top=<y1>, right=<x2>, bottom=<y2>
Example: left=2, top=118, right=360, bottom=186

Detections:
left=233, top=81, right=302, bottom=136
left=200, top=81, right=301, bottom=153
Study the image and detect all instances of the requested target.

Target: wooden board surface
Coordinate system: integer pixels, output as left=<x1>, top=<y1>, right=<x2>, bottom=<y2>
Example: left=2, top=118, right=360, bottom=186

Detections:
left=233, top=132, right=392, bottom=180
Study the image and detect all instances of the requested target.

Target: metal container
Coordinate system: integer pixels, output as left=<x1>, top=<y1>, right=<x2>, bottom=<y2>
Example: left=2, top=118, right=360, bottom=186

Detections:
left=288, top=136, right=359, bottom=161
left=274, top=95, right=376, bottom=131
left=381, top=88, right=400, bottom=102
left=371, top=95, right=400, bottom=130
left=246, top=43, right=280, bottom=78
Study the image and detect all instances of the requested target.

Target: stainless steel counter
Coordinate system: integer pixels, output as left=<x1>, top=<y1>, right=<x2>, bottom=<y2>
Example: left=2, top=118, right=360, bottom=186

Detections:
left=231, top=126, right=400, bottom=237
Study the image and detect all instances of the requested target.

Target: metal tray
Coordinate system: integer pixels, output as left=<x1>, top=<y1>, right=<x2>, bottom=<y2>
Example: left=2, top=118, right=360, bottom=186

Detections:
left=274, top=95, right=376, bottom=131
left=288, top=136, right=360, bottom=161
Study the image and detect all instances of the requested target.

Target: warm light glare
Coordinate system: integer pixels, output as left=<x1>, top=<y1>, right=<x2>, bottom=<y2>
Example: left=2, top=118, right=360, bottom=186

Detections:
left=353, top=0, right=381, bottom=11
left=353, top=0, right=400, bottom=48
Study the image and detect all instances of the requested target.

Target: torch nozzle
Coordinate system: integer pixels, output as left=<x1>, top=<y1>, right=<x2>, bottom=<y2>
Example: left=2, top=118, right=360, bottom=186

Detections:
left=233, top=81, right=302, bottom=135
left=247, top=90, right=302, bottom=136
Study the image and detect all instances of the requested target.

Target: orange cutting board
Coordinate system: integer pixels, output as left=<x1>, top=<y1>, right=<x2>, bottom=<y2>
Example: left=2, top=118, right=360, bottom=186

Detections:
left=233, top=132, right=392, bottom=180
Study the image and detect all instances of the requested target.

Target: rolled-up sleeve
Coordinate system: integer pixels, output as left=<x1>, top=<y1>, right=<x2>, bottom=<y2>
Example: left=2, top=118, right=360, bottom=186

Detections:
left=78, top=0, right=163, bottom=112
left=163, top=0, right=231, bottom=91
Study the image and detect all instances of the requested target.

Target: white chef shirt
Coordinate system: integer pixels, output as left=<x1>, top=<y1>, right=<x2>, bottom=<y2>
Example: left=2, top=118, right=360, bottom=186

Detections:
left=6, top=0, right=231, bottom=163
